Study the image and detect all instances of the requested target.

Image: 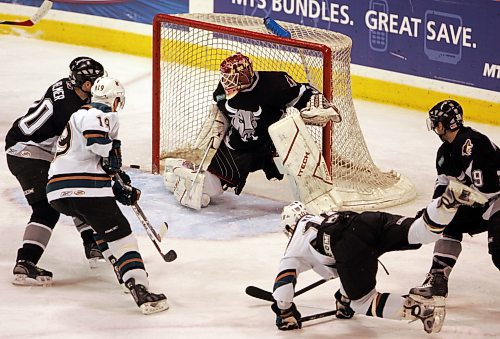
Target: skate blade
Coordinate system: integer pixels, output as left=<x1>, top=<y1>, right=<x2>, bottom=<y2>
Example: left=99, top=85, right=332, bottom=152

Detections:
left=13, top=274, right=53, bottom=287
left=140, top=299, right=169, bottom=315
left=88, top=257, right=107, bottom=269
left=409, top=294, right=446, bottom=307
left=431, top=306, right=446, bottom=333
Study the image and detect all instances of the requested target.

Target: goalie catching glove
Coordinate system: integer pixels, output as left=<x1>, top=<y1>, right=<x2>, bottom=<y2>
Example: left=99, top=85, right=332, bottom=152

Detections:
left=300, top=91, right=341, bottom=127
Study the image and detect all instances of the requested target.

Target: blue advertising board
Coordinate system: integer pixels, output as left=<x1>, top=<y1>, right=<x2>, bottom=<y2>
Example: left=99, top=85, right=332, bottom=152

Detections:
left=214, top=0, right=500, bottom=92
left=0, top=0, right=188, bottom=24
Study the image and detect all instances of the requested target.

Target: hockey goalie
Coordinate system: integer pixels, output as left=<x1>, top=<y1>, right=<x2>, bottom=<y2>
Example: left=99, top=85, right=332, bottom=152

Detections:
left=164, top=52, right=342, bottom=214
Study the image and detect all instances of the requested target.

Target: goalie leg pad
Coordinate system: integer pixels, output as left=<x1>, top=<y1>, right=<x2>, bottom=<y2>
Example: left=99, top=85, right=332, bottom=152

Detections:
left=163, top=158, right=195, bottom=193
left=164, top=163, right=209, bottom=210
left=269, top=114, right=343, bottom=213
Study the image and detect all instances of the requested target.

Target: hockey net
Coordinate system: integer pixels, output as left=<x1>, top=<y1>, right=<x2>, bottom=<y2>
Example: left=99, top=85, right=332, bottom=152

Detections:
left=152, top=13, right=416, bottom=210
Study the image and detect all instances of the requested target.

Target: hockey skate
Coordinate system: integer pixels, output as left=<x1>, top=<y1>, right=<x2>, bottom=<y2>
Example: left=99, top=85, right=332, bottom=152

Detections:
left=125, top=278, right=169, bottom=315
left=403, top=294, right=446, bottom=333
left=441, top=179, right=488, bottom=210
left=12, top=260, right=53, bottom=286
left=409, top=272, right=448, bottom=299
left=84, top=242, right=106, bottom=269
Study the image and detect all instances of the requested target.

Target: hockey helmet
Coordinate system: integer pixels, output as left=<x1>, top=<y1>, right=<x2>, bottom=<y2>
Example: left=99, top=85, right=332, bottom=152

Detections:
left=220, top=52, right=254, bottom=99
left=91, top=76, right=125, bottom=112
left=281, top=201, right=309, bottom=238
left=427, top=99, right=463, bottom=132
left=69, top=57, right=105, bottom=88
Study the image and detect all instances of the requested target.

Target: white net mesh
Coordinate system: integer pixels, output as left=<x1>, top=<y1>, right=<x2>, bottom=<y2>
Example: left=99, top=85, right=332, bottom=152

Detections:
left=153, top=13, right=416, bottom=209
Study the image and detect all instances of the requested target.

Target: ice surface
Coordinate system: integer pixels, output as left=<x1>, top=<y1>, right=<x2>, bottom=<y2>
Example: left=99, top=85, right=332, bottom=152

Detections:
left=1, top=35, right=499, bottom=338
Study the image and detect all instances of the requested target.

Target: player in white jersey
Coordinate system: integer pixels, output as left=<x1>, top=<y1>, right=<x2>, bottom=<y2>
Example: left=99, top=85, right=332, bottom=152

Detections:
left=270, top=180, right=488, bottom=333
left=47, top=77, right=168, bottom=315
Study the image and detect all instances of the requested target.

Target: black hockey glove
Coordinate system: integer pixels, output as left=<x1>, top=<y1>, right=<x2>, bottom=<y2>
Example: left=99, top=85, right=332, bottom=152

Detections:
left=334, top=289, right=354, bottom=319
left=112, top=180, right=140, bottom=206
left=116, top=170, right=131, bottom=185
left=102, top=139, right=122, bottom=175
left=271, top=302, right=302, bottom=331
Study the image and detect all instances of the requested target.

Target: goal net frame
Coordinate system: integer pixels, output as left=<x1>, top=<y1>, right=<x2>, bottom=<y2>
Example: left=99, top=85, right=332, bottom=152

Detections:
left=152, top=13, right=416, bottom=210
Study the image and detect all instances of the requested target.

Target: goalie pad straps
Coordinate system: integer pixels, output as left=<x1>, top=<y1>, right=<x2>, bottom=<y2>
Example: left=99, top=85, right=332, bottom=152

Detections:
left=163, top=158, right=209, bottom=210
left=193, top=104, right=229, bottom=151
left=300, top=93, right=341, bottom=127
left=269, top=114, right=343, bottom=214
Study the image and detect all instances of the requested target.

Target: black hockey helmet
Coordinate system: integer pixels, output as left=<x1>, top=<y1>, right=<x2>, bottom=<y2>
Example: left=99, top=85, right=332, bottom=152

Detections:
left=69, top=57, right=105, bottom=88
left=427, top=99, right=463, bottom=131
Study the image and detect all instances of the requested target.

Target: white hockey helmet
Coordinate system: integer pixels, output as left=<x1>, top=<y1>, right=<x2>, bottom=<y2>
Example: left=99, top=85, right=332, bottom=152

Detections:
left=91, top=76, right=126, bottom=112
left=281, top=201, right=308, bottom=238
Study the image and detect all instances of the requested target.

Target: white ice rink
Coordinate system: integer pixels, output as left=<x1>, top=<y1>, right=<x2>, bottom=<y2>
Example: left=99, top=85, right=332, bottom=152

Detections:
left=1, top=35, right=499, bottom=338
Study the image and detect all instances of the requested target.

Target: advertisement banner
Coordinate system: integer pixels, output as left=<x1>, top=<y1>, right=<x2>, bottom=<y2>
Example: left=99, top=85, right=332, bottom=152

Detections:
left=214, top=0, right=500, bottom=92
left=0, top=0, right=188, bottom=24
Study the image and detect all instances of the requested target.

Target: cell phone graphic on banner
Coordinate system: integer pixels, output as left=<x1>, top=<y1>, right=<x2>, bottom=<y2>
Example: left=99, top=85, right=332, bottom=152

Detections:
left=424, top=10, right=463, bottom=64
left=369, top=0, right=388, bottom=52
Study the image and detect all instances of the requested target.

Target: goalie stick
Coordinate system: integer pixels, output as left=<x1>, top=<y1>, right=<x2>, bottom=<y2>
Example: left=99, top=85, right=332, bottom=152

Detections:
left=0, top=0, right=52, bottom=26
left=114, top=174, right=177, bottom=262
left=187, top=137, right=212, bottom=200
left=245, top=278, right=328, bottom=302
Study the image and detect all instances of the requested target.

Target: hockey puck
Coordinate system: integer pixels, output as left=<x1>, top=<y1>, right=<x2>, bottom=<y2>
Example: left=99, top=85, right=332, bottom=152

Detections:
left=130, top=164, right=140, bottom=169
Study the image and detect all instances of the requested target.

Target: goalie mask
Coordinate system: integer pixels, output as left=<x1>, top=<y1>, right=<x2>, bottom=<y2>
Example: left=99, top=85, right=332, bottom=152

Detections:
left=91, top=76, right=126, bottom=112
left=220, top=52, right=254, bottom=99
left=427, top=99, right=463, bottom=132
left=69, top=56, right=105, bottom=88
left=281, top=201, right=309, bottom=238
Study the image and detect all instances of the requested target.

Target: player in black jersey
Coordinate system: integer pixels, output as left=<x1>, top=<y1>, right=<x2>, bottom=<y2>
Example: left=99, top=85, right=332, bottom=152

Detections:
left=270, top=181, right=487, bottom=333
left=410, top=100, right=500, bottom=299
left=207, top=52, right=317, bottom=194
left=164, top=52, right=340, bottom=209
left=5, top=57, right=106, bottom=285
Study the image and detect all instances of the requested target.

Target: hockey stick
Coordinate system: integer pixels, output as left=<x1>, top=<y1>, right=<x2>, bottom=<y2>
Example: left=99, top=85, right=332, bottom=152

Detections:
left=0, top=0, right=52, bottom=26
left=114, top=174, right=177, bottom=262
left=187, top=137, right=212, bottom=199
left=264, top=17, right=312, bottom=84
left=245, top=278, right=329, bottom=302
left=302, top=309, right=337, bottom=322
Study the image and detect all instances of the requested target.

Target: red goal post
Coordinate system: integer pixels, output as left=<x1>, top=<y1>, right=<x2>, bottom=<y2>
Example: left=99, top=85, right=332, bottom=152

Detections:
left=152, top=13, right=416, bottom=209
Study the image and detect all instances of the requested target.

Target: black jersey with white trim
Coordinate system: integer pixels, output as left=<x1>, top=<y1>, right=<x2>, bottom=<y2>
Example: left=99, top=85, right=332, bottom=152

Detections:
left=433, top=126, right=499, bottom=199
left=212, top=71, right=313, bottom=152
left=5, top=78, right=88, bottom=161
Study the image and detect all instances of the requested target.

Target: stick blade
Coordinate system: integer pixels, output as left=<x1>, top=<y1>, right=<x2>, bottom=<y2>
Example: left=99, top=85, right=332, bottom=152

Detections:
left=163, top=250, right=177, bottom=262
left=245, top=286, right=274, bottom=302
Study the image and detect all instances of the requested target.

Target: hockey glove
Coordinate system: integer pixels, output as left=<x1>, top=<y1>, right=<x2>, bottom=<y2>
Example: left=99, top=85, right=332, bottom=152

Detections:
left=334, top=289, right=354, bottom=319
left=102, top=140, right=122, bottom=175
left=116, top=170, right=131, bottom=185
left=112, top=180, right=141, bottom=206
left=271, top=302, right=302, bottom=331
